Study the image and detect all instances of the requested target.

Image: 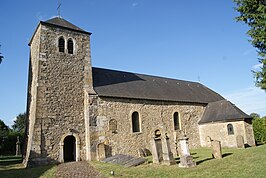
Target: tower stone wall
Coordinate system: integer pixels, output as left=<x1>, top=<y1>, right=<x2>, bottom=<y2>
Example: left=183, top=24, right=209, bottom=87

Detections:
left=24, top=21, right=93, bottom=166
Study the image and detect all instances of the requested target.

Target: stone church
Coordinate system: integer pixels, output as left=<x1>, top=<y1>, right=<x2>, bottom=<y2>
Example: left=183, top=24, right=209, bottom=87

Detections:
left=23, top=17, right=255, bottom=166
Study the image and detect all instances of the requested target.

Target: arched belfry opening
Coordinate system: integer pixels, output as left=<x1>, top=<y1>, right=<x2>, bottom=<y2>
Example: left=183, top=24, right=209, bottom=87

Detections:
left=63, top=135, right=76, bottom=162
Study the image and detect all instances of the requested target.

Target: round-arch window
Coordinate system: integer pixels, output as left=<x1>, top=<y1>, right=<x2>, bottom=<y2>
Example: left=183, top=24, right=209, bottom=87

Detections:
left=67, top=39, right=74, bottom=54
left=58, top=37, right=65, bottom=53
left=132, top=111, right=140, bottom=133
left=227, top=124, right=234, bottom=135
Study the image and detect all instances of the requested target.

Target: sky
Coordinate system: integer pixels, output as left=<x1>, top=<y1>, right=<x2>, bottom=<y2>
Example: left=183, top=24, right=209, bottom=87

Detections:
left=0, top=0, right=266, bottom=126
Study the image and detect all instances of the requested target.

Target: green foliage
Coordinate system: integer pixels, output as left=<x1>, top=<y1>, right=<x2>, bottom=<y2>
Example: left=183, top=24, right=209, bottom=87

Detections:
left=0, top=116, right=25, bottom=156
left=234, top=0, right=266, bottom=90
left=0, top=119, right=9, bottom=131
left=0, top=119, right=10, bottom=147
left=253, top=117, right=266, bottom=143
left=250, top=112, right=260, bottom=118
left=0, top=44, right=3, bottom=64
left=12, top=112, right=26, bottom=134
left=0, top=132, right=23, bottom=155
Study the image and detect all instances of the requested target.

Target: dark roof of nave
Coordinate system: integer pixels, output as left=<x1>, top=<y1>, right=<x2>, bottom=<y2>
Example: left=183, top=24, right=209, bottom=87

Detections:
left=199, top=99, right=252, bottom=124
left=41, top=17, right=91, bottom=34
left=92, top=67, right=224, bottom=104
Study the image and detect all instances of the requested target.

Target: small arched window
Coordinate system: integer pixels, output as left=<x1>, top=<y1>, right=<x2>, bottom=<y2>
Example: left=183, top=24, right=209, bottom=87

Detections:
left=58, top=37, right=65, bottom=53
left=227, top=124, right=234, bottom=135
left=173, top=112, right=180, bottom=130
left=67, top=39, right=74, bottom=54
left=132, top=111, right=140, bottom=133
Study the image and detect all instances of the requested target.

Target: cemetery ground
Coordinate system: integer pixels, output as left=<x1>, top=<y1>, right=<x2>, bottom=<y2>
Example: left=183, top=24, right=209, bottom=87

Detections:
left=0, top=144, right=265, bottom=178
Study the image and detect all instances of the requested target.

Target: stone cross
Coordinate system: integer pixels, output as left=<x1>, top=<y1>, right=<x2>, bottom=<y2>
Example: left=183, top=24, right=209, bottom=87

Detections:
left=16, top=136, right=21, bottom=156
left=57, top=0, right=61, bottom=18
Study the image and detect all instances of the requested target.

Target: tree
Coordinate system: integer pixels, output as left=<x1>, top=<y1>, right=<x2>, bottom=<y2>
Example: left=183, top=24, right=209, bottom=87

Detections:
left=253, top=117, right=266, bottom=143
left=0, top=119, right=10, bottom=151
left=0, top=119, right=9, bottom=138
left=234, top=0, right=266, bottom=90
left=0, top=44, right=3, bottom=64
left=250, top=112, right=260, bottom=118
left=12, top=112, right=26, bottom=134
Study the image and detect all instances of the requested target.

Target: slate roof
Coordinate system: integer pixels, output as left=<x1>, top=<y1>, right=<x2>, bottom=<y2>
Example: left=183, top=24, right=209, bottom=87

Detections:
left=199, top=99, right=252, bottom=124
left=92, top=67, right=224, bottom=104
left=41, top=17, right=91, bottom=35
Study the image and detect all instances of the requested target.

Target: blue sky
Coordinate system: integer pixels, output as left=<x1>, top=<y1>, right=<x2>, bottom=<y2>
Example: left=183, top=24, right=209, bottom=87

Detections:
left=0, top=0, right=266, bottom=126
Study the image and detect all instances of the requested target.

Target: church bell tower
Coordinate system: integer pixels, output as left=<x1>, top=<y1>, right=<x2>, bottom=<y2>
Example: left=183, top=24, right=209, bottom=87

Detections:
left=24, top=17, right=94, bottom=166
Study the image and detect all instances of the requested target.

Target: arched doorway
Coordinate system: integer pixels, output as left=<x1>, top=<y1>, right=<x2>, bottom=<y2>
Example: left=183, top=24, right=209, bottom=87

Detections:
left=63, top=135, right=76, bottom=162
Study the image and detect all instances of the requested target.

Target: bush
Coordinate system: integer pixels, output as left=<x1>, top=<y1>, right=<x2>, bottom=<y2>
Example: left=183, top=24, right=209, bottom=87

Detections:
left=253, top=117, right=266, bottom=144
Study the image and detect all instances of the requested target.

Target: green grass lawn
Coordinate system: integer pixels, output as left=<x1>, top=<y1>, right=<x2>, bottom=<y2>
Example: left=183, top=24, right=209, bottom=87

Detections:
left=91, top=144, right=266, bottom=178
left=0, top=145, right=265, bottom=178
left=0, top=156, right=56, bottom=178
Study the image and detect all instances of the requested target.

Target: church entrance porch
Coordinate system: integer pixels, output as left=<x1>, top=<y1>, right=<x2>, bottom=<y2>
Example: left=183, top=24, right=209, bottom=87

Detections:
left=59, top=132, right=81, bottom=163
left=64, top=135, right=76, bottom=162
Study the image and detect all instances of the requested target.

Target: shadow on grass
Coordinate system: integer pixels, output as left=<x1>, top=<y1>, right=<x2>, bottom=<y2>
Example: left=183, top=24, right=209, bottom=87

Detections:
left=196, top=157, right=213, bottom=165
left=0, top=156, right=22, bottom=166
left=0, top=156, right=56, bottom=178
left=222, top=153, right=233, bottom=158
left=196, top=152, right=233, bottom=165
left=255, top=143, right=265, bottom=147
left=1, top=165, right=55, bottom=178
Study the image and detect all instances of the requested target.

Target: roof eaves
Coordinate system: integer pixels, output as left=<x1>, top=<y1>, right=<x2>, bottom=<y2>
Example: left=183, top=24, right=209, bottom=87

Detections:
left=198, top=117, right=245, bottom=125
left=40, top=21, right=92, bottom=35
left=97, top=94, right=209, bottom=105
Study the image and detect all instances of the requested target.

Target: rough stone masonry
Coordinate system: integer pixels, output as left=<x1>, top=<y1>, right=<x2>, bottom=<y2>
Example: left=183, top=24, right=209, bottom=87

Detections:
left=23, top=17, right=255, bottom=167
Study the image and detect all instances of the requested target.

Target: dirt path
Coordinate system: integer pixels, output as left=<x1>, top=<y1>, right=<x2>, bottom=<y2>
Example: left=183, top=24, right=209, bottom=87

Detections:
left=56, top=161, right=104, bottom=178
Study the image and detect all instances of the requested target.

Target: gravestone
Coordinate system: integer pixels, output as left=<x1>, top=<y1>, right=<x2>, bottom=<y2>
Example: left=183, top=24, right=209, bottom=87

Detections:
left=97, top=143, right=106, bottom=161
left=102, top=154, right=147, bottom=167
left=97, top=142, right=112, bottom=161
left=236, top=135, right=245, bottom=148
left=211, top=140, right=222, bottom=159
left=138, top=148, right=145, bottom=157
left=16, top=136, right=21, bottom=156
left=150, top=129, right=175, bottom=165
left=178, top=135, right=196, bottom=168
left=138, top=148, right=152, bottom=157
left=143, top=148, right=152, bottom=156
